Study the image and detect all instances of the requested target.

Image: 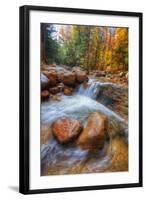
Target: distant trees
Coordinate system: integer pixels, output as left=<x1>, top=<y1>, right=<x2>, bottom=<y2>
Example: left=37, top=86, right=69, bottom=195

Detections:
left=41, top=23, right=47, bottom=63
left=41, top=24, right=59, bottom=64
left=41, top=24, right=128, bottom=71
left=113, top=28, right=128, bottom=70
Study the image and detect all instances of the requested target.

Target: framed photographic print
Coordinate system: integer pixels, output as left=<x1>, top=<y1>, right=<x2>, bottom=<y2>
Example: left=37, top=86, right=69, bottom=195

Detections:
left=19, top=5, right=143, bottom=194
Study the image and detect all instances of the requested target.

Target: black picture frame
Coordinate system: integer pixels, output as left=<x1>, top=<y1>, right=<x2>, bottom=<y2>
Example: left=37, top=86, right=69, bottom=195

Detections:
left=19, top=5, right=143, bottom=194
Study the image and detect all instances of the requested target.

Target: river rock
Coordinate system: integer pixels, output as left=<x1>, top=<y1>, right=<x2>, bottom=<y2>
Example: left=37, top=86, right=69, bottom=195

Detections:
left=76, top=112, right=108, bottom=150
left=125, top=72, right=128, bottom=79
left=42, top=70, right=49, bottom=77
left=41, top=90, right=50, bottom=101
left=57, top=72, right=64, bottom=82
left=63, top=86, right=73, bottom=95
left=119, top=71, right=125, bottom=77
left=41, top=73, right=49, bottom=90
left=49, top=86, right=60, bottom=94
left=58, top=82, right=64, bottom=92
left=62, top=72, right=76, bottom=86
left=96, top=84, right=128, bottom=122
left=50, top=63, right=56, bottom=68
left=51, top=95, right=61, bottom=101
left=42, top=70, right=58, bottom=87
left=75, top=70, right=88, bottom=83
left=52, top=118, right=83, bottom=143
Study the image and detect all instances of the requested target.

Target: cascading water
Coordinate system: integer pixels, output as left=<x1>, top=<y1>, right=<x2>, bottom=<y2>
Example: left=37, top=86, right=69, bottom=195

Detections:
left=76, top=79, right=121, bottom=100
left=41, top=79, right=128, bottom=175
left=76, top=81, right=101, bottom=99
left=41, top=95, right=124, bottom=126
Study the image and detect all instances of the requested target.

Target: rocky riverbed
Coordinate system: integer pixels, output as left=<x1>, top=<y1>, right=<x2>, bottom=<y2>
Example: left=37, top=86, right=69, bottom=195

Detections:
left=40, top=65, right=128, bottom=176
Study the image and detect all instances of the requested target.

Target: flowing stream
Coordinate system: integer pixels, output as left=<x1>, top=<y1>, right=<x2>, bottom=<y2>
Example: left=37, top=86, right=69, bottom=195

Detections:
left=41, top=79, right=128, bottom=175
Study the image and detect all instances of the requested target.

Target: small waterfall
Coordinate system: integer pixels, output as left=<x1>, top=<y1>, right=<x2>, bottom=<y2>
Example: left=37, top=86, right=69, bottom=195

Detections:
left=77, top=81, right=101, bottom=99
left=76, top=79, right=119, bottom=100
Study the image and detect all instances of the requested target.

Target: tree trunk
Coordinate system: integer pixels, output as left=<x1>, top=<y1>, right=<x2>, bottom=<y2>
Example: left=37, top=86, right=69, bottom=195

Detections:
left=41, top=24, right=47, bottom=64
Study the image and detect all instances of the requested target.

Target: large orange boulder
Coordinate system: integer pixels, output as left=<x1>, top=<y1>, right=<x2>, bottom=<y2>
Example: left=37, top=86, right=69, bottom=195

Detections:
left=52, top=118, right=83, bottom=143
left=76, top=112, right=108, bottom=150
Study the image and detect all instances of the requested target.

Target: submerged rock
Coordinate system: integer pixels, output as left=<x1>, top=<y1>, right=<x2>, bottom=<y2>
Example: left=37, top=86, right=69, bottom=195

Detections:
left=41, top=125, right=52, bottom=145
left=52, top=118, right=83, bottom=143
left=76, top=112, right=108, bottom=150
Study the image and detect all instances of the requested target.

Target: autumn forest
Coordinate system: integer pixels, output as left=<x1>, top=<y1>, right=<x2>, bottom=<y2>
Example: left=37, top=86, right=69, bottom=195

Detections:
left=41, top=24, right=128, bottom=72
